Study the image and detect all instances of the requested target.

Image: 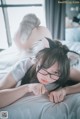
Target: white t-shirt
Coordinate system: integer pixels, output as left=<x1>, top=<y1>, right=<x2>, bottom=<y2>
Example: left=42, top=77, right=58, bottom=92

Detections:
left=12, top=58, right=32, bottom=82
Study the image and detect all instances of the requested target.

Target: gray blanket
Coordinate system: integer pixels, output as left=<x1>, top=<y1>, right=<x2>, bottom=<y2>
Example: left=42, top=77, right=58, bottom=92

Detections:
left=0, top=93, right=80, bottom=119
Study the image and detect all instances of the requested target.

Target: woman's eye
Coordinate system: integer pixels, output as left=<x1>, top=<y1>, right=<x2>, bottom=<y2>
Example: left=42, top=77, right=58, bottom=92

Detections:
left=56, top=72, right=61, bottom=76
left=53, top=72, right=60, bottom=76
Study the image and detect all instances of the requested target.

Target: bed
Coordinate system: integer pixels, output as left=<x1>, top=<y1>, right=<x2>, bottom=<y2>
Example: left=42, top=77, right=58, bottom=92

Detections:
left=0, top=93, right=80, bottom=119
left=0, top=40, right=80, bottom=119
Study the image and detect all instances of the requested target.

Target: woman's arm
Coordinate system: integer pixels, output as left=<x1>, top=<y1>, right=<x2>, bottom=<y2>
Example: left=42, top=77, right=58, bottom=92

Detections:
left=0, top=83, right=47, bottom=108
left=64, top=83, right=80, bottom=95
left=49, top=83, right=80, bottom=103
left=65, top=68, right=80, bottom=95
left=0, top=84, right=28, bottom=108
left=49, top=68, right=80, bottom=103
left=70, top=68, right=80, bottom=82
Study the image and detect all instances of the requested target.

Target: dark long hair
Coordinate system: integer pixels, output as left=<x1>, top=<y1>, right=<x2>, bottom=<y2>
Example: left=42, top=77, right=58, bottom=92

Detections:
left=21, top=39, right=70, bottom=91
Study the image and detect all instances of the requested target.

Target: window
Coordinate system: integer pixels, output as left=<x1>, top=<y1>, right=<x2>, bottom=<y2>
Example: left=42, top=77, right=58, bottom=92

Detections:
left=0, top=0, right=45, bottom=49
left=0, top=8, right=8, bottom=49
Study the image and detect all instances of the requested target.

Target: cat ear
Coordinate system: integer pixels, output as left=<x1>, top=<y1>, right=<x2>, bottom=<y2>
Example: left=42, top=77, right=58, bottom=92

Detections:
left=45, top=37, right=56, bottom=49
left=67, top=51, right=80, bottom=67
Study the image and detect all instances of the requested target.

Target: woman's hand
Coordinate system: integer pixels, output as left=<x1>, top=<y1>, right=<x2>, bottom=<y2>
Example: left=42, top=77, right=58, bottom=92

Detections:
left=48, top=88, right=66, bottom=103
left=28, top=83, right=47, bottom=95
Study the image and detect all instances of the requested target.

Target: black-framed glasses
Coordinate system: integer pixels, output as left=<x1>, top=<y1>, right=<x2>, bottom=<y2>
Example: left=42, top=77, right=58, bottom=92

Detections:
left=38, top=68, right=61, bottom=80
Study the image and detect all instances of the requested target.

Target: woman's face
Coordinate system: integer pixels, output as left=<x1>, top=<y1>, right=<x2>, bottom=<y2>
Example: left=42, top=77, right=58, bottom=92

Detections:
left=37, top=62, right=60, bottom=85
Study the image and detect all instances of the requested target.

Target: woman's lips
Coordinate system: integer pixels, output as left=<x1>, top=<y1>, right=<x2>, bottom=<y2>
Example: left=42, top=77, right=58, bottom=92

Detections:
left=41, top=79, right=48, bottom=84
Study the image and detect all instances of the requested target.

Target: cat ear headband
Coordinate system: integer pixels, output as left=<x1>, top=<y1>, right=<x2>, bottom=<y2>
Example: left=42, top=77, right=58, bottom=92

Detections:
left=45, top=37, right=80, bottom=67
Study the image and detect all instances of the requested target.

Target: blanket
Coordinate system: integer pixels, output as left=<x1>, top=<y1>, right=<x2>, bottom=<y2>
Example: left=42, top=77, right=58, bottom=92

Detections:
left=0, top=93, right=80, bottom=119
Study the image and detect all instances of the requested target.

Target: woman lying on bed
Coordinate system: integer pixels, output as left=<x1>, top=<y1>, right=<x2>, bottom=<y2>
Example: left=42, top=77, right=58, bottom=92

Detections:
left=0, top=40, right=71, bottom=108
left=0, top=39, right=80, bottom=108
left=0, top=13, right=80, bottom=107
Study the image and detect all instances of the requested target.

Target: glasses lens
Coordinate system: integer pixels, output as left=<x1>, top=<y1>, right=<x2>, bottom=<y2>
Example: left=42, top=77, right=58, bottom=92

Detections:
left=39, top=68, right=60, bottom=80
left=50, top=73, right=60, bottom=79
left=39, top=69, right=48, bottom=75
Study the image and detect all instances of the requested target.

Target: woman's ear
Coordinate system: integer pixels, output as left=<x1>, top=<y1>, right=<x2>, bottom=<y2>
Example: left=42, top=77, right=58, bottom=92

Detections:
left=67, top=52, right=80, bottom=67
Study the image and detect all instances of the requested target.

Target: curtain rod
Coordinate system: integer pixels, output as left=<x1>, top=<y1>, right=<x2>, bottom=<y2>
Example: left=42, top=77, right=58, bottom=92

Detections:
left=0, top=4, right=42, bottom=7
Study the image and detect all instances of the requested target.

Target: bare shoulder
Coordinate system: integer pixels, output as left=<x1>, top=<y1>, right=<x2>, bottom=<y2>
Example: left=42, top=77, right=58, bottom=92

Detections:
left=70, top=68, right=80, bottom=81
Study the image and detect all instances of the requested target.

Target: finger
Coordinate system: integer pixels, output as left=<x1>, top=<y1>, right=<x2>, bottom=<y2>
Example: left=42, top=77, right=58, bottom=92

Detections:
left=55, top=93, right=64, bottom=103
left=49, top=92, right=56, bottom=102
left=49, top=93, right=54, bottom=102
left=41, top=86, right=47, bottom=94
left=54, top=90, right=64, bottom=103
left=53, top=94, right=59, bottom=103
left=58, top=95, right=64, bottom=102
